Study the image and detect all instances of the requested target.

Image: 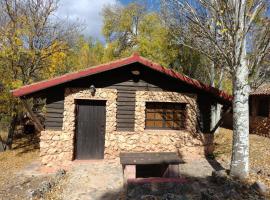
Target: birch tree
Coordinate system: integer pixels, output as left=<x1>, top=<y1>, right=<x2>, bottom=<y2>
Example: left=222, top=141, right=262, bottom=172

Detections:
left=162, top=0, right=270, bottom=178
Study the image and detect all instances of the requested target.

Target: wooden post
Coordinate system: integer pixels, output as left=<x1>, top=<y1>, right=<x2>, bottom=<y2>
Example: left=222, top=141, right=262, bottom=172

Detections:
left=163, top=164, right=180, bottom=178
left=21, top=98, right=44, bottom=132
left=123, top=165, right=136, bottom=193
left=0, top=135, right=5, bottom=151
left=210, top=106, right=232, bottom=134
left=123, top=165, right=136, bottom=183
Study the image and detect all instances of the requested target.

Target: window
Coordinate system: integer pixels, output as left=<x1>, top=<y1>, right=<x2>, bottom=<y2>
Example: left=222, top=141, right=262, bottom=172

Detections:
left=145, top=102, right=186, bottom=130
left=257, top=97, right=269, bottom=117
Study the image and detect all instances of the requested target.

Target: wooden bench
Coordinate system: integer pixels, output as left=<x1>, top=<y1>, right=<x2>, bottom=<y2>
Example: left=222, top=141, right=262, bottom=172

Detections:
left=120, top=152, right=184, bottom=183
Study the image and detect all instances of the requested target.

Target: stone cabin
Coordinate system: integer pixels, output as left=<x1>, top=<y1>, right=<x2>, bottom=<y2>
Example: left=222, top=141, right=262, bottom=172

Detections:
left=249, top=83, right=270, bottom=138
left=12, top=53, right=232, bottom=168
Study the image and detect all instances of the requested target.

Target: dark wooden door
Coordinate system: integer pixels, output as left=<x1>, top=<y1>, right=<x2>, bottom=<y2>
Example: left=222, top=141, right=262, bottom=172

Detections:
left=76, top=100, right=106, bottom=159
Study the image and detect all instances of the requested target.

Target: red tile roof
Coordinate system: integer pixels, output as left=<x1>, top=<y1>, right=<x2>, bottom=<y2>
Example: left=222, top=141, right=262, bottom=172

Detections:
left=11, top=53, right=233, bottom=103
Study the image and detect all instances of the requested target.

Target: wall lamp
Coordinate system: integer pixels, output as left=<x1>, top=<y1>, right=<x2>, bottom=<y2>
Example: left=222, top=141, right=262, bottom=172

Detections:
left=131, top=70, right=140, bottom=76
left=90, top=85, right=96, bottom=95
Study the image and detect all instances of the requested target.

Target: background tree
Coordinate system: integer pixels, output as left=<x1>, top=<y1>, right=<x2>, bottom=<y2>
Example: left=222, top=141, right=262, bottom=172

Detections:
left=63, top=36, right=105, bottom=72
left=162, top=0, right=270, bottom=178
left=162, top=0, right=233, bottom=133
left=0, top=0, right=79, bottom=149
left=102, top=2, right=208, bottom=76
left=103, top=0, right=224, bottom=132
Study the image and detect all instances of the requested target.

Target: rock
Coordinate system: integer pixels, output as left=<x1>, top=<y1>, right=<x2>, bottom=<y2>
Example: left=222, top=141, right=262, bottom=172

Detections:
left=161, top=193, right=184, bottom=200
left=26, top=181, right=52, bottom=199
left=39, top=181, right=52, bottom=194
left=191, top=181, right=201, bottom=192
left=27, top=189, right=42, bottom=199
left=127, top=187, right=142, bottom=198
left=55, top=169, right=66, bottom=181
left=150, top=182, right=159, bottom=192
left=251, top=181, right=268, bottom=195
left=200, top=189, right=218, bottom=200
left=141, top=195, right=158, bottom=200
left=211, top=170, right=228, bottom=184
left=223, top=188, right=241, bottom=199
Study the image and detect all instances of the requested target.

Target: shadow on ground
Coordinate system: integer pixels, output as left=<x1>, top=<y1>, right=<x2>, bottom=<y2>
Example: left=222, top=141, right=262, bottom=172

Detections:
left=206, top=156, right=225, bottom=171
left=12, top=133, right=40, bottom=155
left=97, top=161, right=268, bottom=200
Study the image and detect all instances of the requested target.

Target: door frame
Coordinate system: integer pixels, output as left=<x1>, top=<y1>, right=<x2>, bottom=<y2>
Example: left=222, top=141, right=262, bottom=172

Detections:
left=74, top=99, right=106, bottom=160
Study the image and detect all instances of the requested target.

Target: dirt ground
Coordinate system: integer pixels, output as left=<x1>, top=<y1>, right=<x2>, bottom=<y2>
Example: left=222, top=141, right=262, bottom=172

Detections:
left=46, top=128, right=270, bottom=200
left=0, top=128, right=269, bottom=199
left=0, top=134, right=54, bottom=200
left=214, top=128, right=270, bottom=188
left=46, top=160, right=125, bottom=200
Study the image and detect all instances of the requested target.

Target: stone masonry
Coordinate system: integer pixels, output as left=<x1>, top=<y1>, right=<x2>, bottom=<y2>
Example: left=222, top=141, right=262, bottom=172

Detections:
left=40, top=88, right=214, bottom=167
left=40, top=88, right=117, bottom=167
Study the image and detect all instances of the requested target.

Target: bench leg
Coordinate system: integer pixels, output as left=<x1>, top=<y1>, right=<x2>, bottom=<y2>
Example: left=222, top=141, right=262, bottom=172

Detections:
left=123, top=165, right=136, bottom=188
left=164, top=164, right=179, bottom=178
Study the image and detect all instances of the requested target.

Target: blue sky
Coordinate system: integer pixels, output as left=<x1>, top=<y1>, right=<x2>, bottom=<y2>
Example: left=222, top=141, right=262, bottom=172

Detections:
left=121, top=0, right=133, bottom=4
left=56, top=0, right=159, bottom=40
left=56, top=0, right=121, bottom=40
left=56, top=0, right=270, bottom=40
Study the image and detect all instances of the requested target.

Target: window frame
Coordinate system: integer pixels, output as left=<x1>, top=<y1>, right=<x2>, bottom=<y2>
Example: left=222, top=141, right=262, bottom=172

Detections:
left=145, top=102, right=187, bottom=130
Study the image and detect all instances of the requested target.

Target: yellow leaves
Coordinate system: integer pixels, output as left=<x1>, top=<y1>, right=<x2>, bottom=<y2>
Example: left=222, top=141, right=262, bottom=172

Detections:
left=217, top=21, right=222, bottom=26
left=10, top=80, right=23, bottom=89
left=14, top=37, right=23, bottom=46
left=101, top=4, right=180, bottom=68
left=119, top=3, right=144, bottom=32
left=45, top=50, right=67, bottom=79
left=78, top=42, right=91, bottom=67
left=221, top=28, right=228, bottom=33
left=137, top=13, right=178, bottom=67
left=60, top=36, right=106, bottom=72
left=102, top=3, right=144, bottom=42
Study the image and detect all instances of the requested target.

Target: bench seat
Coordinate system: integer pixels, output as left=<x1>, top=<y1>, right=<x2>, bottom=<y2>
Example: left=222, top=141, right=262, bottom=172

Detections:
left=120, top=152, right=184, bottom=182
left=120, top=152, right=184, bottom=165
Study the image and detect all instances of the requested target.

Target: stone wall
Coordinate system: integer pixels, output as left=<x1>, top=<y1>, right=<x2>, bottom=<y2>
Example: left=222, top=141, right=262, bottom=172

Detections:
left=40, top=88, right=214, bottom=167
left=105, top=130, right=214, bottom=160
left=40, top=130, right=73, bottom=167
left=105, top=91, right=213, bottom=160
left=40, top=88, right=117, bottom=167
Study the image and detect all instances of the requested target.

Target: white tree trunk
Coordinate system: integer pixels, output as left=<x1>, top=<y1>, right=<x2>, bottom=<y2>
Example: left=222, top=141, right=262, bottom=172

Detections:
left=230, top=63, right=250, bottom=178
left=230, top=0, right=250, bottom=178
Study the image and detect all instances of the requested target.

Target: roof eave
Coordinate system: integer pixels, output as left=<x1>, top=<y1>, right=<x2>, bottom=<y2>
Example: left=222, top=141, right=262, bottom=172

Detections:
left=11, top=53, right=233, bottom=103
left=11, top=55, right=139, bottom=97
